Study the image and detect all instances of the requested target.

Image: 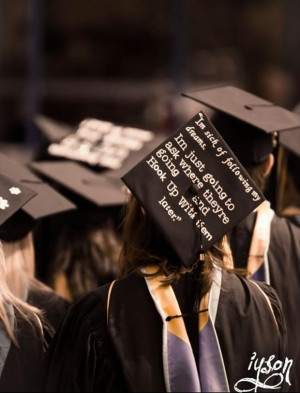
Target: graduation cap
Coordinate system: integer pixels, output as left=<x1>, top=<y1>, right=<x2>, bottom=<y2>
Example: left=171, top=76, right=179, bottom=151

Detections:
left=47, top=118, right=163, bottom=170
left=0, top=174, right=37, bottom=228
left=122, top=111, right=265, bottom=267
left=0, top=153, right=76, bottom=241
left=30, top=160, right=128, bottom=207
left=182, top=85, right=300, bottom=166
left=30, top=128, right=165, bottom=208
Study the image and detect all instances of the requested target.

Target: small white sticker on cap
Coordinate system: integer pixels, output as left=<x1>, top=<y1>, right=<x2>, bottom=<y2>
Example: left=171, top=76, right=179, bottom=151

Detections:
left=0, top=197, right=9, bottom=210
left=9, top=187, right=21, bottom=195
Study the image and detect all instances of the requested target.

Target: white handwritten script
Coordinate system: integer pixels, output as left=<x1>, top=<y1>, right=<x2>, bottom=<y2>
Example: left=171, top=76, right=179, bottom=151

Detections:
left=144, top=111, right=263, bottom=249
left=234, top=352, right=293, bottom=392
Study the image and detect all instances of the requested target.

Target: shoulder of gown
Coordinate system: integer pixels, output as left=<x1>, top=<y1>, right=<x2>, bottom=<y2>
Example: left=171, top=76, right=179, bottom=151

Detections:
left=44, top=283, right=126, bottom=392
left=216, top=271, right=288, bottom=391
left=0, top=307, right=48, bottom=392
left=251, top=279, right=287, bottom=338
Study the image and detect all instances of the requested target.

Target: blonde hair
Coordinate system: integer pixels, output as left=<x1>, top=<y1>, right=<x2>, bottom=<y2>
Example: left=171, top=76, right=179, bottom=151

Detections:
left=3, top=232, right=52, bottom=300
left=3, top=233, right=35, bottom=300
left=0, top=237, right=42, bottom=346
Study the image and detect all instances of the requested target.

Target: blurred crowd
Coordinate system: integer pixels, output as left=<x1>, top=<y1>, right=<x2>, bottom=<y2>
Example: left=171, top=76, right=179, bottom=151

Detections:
left=1, top=1, right=300, bottom=392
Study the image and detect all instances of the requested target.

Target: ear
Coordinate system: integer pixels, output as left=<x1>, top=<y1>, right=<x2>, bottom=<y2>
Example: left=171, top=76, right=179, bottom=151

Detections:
left=264, top=154, right=274, bottom=177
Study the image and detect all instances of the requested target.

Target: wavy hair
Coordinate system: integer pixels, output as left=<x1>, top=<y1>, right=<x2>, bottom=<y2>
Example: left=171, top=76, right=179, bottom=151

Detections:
left=120, top=195, right=237, bottom=298
left=245, top=158, right=270, bottom=192
left=2, top=232, right=53, bottom=299
left=49, top=215, right=122, bottom=302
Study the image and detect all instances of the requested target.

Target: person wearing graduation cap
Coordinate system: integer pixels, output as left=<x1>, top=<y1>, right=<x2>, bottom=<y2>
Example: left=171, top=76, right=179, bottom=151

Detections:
left=43, top=112, right=288, bottom=392
left=183, top=85, right=300, bottom=391
left=31, top=121, right=165, bottom=302
left=0, top=153, right=73, bottom=332
left=0, top=173, right=54, bottom=391
left=30, top=160, right=125, bottom=302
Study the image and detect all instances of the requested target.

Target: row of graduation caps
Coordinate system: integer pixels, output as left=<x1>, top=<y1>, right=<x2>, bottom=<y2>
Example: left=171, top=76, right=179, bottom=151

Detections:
left=1, top=85, right=300, bottom=257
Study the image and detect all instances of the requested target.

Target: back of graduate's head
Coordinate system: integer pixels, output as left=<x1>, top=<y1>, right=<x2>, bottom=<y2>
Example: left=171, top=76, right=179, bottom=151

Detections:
left=211, top=111, right=275, bottom=191
left=0, top=172, right=45, bottom=345
left=120, top=193, right=179, bottom=274
left=120, top=194, right=233, bottom=295
left=48, top=208, right=122, bottom=302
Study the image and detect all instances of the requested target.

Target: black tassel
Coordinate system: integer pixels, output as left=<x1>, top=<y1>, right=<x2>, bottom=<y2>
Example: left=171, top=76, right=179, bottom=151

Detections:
left=165, top=308, right=208, bottom=322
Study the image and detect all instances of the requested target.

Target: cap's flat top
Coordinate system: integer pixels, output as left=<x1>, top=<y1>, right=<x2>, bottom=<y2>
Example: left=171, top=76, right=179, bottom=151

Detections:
left=31, top=161, right=127, bottom=207
left=0, top=153, right=75, bottom=219
left=106, top=133, right=166, bottom=180
left=47, top=117, right=166, bottom=173
left=183, top=86, right=300, bottom=133
left=0, top=173, right=37, bottom=226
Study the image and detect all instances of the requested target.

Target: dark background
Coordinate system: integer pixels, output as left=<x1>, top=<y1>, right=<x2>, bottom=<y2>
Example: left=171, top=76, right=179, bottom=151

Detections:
left=0, top=0, right=300, bottom=148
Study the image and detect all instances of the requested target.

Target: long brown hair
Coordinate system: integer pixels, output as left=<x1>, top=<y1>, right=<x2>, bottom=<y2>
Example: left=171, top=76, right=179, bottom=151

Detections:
left=120, top=195, right=235, bottom=298
left=49, top=212, right=121, bottom=302
left=245, top=158, right=270, bottom=192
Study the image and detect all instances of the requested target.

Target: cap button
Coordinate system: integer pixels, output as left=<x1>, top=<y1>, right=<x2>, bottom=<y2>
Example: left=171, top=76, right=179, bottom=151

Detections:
left=190, top=184, right=201, bottom=195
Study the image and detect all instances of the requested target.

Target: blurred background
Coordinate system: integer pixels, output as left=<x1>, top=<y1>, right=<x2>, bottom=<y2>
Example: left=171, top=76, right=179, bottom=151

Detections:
left=0, top=0, right=300, bottom=153
left=1, top=0, right=300, bottom=304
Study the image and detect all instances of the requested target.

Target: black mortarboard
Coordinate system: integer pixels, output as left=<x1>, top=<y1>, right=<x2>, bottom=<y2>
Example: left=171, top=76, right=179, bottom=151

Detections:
left=0, top=153, right=76, bottom=241
left=30, top=161, right=127, bottom=207
left=30, top=127, right=165, bottom=208
left=182, top=86, right=300, bottom=166
left=122, top=111, right=265, bottom=267
left=47, top=118, right=163, bottom=170
left=0, top=174, right=37, bottom=228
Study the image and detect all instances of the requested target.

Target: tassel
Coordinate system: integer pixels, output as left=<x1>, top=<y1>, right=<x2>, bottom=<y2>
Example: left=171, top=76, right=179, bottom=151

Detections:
left=166, top=308, right=208, bottom=322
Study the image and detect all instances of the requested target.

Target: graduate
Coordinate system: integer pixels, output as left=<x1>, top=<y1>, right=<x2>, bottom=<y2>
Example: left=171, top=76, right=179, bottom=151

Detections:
left=44, top=111, right=288, bottom=392
left=0, top=173, right=51, bottom=391
left=183, top=85, right=300, bottom=391
left=30, top=160, right=126, bottom=302
left=31, top=119, right=165, bottom=301
left=0, top=153, right=73, bottom=331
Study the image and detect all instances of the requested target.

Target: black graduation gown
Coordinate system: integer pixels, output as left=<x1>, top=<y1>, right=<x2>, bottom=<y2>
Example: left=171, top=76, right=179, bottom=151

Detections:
left=44, top=270, right=287, bottom=392
left=27, top=285, right=70, bottom=331
left=0, top=286, right=68, bottom=392
left=231, top=212, right=300, bottom=391
left=0, top=310, right=49, bottom=392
